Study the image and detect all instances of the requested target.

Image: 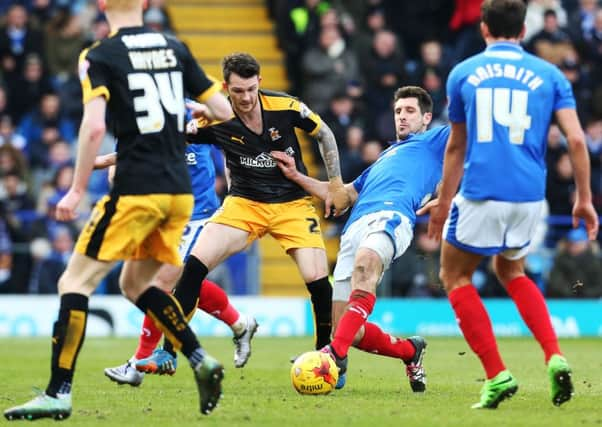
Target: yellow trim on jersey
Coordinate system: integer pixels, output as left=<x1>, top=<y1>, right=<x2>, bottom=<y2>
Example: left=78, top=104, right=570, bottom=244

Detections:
left=195, top=81, right=222, bottom=103
left=79, top=47, right=111, bottom=104
left=308, top=119, right=322, bottom=137
left=261, top=93, right=322, bottom=136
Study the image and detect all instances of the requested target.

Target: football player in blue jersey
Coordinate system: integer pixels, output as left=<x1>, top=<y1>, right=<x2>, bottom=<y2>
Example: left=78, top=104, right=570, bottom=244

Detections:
left=419, top=0, right=599, bottom=409
left=98, top=142, right=258, bottom=387
left=273, top=86, right=447, bottom=393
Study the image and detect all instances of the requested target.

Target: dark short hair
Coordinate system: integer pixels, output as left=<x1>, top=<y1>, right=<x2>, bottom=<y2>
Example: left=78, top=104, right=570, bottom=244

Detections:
left=481, top=0, right=526, bottom=38
left=393, top=86, right=433, bottom=114
left=222, top=52, right=260, bottom=82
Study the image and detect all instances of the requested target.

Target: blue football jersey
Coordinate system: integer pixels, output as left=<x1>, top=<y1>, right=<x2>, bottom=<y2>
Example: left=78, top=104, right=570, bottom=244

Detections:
left=344, top=125, right=450, bottom=233
left=186, top=143, right=220, bottom=220
left=446, top=42, right=576, bottom=202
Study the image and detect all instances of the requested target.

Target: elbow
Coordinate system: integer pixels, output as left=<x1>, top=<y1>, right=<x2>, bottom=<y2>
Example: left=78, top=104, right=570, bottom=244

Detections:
left=566, top=132, right=586, bottom=151
left=89, top=122, right=106, bottom=142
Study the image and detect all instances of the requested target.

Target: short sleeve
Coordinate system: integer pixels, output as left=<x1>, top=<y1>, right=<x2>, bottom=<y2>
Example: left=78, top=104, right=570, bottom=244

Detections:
left=289, top=98, right=322, bottom=136
left=186, top=126, right=217, bottom=146
left=551, top=66, right=577, bottom=111
left=446, top=65, right=466, bottom=123
left=79, top=47, right=111, bottom=104
left=180, top=43, right=221, bottom=103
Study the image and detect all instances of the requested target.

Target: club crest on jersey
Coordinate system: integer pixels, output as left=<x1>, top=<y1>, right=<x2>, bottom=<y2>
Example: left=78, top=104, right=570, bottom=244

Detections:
left=268, top=127, right=282, bottom=142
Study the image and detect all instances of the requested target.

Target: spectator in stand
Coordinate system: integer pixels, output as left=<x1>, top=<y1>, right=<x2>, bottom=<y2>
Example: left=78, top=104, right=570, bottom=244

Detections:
left=351, top=6, right=387, bottom=61
left=302, top=25, right=361, bottom=114
left=143, top=5, right=174, bottom=36
left=448, top=0, right=485, bottom=62
left=0, top=86, right=10, bottom=120
left=1, top=169, right=35, bottom=215
left=557, top=55, right=593, bottom=120
left=408, top=39, right=450, bottom=87
left=29, top=192, right=79, bottom=243
left=321, top=92, right=360, bottom=152
left=567, top=0, right=599, bottom=42
left=0, top=143, right=28, bottom=178
left=548, top=227, right=602, bottom=298
left=584, top=9, right=602, bottom=117
left=7, top=53, right=52, bottom=123
left=0, top=115, right=27, bottom=152
left=84, top=13, right=110, bottom=47
left=527, top=9, right=574, bottom=65
left=546, top=151, right=577, bottom=247
left=144, top=0, right=174, bottom=32
left=18, top=92, right=76, bottom=170
left=361, top=30, right=405, bottom=125
left=277, top=0, right=330, bottom=95
left=360, top=139, right=383, bottom=167
left=524, top=0, right=568, bottom=43
left=30, top=139, right=73, bottom=196
left=44, top=6, right=86, bottom=85
left=32, top=225, right=74, bottom=294
left=0, top=4, right=44, bottom=90
left=340, top=125, right=366, bottom=183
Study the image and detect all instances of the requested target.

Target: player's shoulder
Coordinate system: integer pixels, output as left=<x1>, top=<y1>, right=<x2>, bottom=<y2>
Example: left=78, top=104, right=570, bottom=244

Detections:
left=260, top=89, right=302, bottom=112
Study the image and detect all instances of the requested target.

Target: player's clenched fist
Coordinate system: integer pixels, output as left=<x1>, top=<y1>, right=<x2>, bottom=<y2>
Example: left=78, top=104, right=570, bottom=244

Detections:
left=326, top=177, right=350, bottom=218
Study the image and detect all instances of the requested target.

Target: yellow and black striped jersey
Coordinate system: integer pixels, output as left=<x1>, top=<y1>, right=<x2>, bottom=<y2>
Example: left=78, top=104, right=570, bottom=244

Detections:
left=187, top=90, right=322, bottom=203
left=79, top=26, right=221, bottom=195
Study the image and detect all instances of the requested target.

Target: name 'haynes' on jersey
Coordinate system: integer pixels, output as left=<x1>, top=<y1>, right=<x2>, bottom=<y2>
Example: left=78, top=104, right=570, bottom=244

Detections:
left=79, top=27, right=218, bottom=196
left=446, top=42, right=576, bottom=202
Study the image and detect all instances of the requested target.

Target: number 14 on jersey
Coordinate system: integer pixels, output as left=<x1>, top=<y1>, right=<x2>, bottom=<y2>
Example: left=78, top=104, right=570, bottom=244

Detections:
left=476, top=88, right=532, bottom=145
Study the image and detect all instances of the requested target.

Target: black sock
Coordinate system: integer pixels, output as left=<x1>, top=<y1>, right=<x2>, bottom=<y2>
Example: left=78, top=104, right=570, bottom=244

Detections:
left=306, top=277, right=333, bottom=349
left=46, top=293, right=89, bottom=397
left=135, top=286, right=201, bottom=359
left=163, top=256, right=208, bottom=355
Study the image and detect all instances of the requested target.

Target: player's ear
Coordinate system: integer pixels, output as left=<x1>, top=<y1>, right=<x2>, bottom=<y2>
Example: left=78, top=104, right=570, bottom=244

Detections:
left=423, top=111, right=433, bottom=127
left=480, top=21, right=489, bottom=39
left=97, top=0, right=106, bottom=12
left=518, top=24, right=526, bottom=41
left=142, top=0, right=149, bottom=10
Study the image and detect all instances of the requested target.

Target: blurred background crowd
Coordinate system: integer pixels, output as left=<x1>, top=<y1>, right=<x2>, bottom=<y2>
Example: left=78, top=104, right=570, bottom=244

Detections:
left=0, top=0, right=599, bottom=298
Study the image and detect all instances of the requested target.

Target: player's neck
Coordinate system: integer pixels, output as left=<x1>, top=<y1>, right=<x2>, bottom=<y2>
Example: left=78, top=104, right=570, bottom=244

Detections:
left=106, top=12, right=144, bottom=32
left=485, top=36, right=521, bottom=46
left=235, top=104, right=262, bottom=131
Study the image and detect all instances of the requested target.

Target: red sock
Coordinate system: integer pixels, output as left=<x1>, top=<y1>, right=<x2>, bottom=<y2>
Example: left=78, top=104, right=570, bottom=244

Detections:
left=506, top=276, right=560, bottom=362
left=134, top=315, right=162, bottom=360
left=331, top=290, right=376, bottom=358
left=197, top=279, right=240, bottom=326
left=449, top=285, right=505, bottom=379
left=356, top=322, right=416, bottom=362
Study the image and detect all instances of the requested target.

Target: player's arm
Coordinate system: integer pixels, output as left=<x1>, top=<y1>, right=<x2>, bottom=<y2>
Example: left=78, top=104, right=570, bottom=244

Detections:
left=271, top=150, right=357, bottom=214
left=314, top=122, right=351, bottom=216
left=418, top=122, right=466, bottom=240
left=93, top=152, right=116, bottom=169
left=555, top=108, right=599, bottom=239
left=56, top=97, right=107, bottom=221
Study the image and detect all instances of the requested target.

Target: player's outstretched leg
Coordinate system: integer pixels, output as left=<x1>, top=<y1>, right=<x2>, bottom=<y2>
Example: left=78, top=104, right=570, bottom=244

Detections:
left=193, top=353, right=224, bottom=415
left=548, top=354, right=574, bottom=406
left=233, top=315, right=258, bottom=368
left=136, top=348, right=177, bottom=375
left=104, top=360, right=145, bottom=386
left=405, top=336, right=427, bottom=392
left=4, top=390, right=71, bottom=421
left=471, top=370, right=518, bottom=409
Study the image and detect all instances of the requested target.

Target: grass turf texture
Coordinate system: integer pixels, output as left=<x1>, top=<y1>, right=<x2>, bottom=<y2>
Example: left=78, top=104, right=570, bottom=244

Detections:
left=1, top=337, right=600, bottom=426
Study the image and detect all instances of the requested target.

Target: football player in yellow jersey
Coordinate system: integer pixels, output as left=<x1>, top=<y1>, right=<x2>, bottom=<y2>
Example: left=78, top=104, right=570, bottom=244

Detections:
left=136, top=52, right=350, bottom=372
left=4, top=0, right=232, bottom=421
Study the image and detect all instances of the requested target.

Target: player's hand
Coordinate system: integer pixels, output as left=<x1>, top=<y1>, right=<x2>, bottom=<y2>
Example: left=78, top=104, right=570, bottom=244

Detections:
left=325, top=177, right=350, bottom=218
left=572, top=199, right=599, bottom=240
left=186, top=101, right=211, bottom=120
left=55, top=189, right=83, bottom=221
left=271, top=150, right=299, bottom=180
left=416, top=198, right=449, bottom=242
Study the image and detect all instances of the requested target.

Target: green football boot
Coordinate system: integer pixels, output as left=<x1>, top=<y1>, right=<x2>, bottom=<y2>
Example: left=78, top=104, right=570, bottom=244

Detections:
left=471, top=370, right=518, bottom=409
left=548, top=354, right=574, bottom=406
left=4, top=389, right=71, bottom=421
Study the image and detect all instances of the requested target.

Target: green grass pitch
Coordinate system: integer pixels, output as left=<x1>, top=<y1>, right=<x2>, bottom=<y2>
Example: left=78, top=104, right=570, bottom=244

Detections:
left=1, top=337, right=600, bottom=426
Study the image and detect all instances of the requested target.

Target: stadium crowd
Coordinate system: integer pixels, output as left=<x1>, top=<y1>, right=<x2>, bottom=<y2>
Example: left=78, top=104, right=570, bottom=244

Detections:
left=0, top=0, right=599, bottom=298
